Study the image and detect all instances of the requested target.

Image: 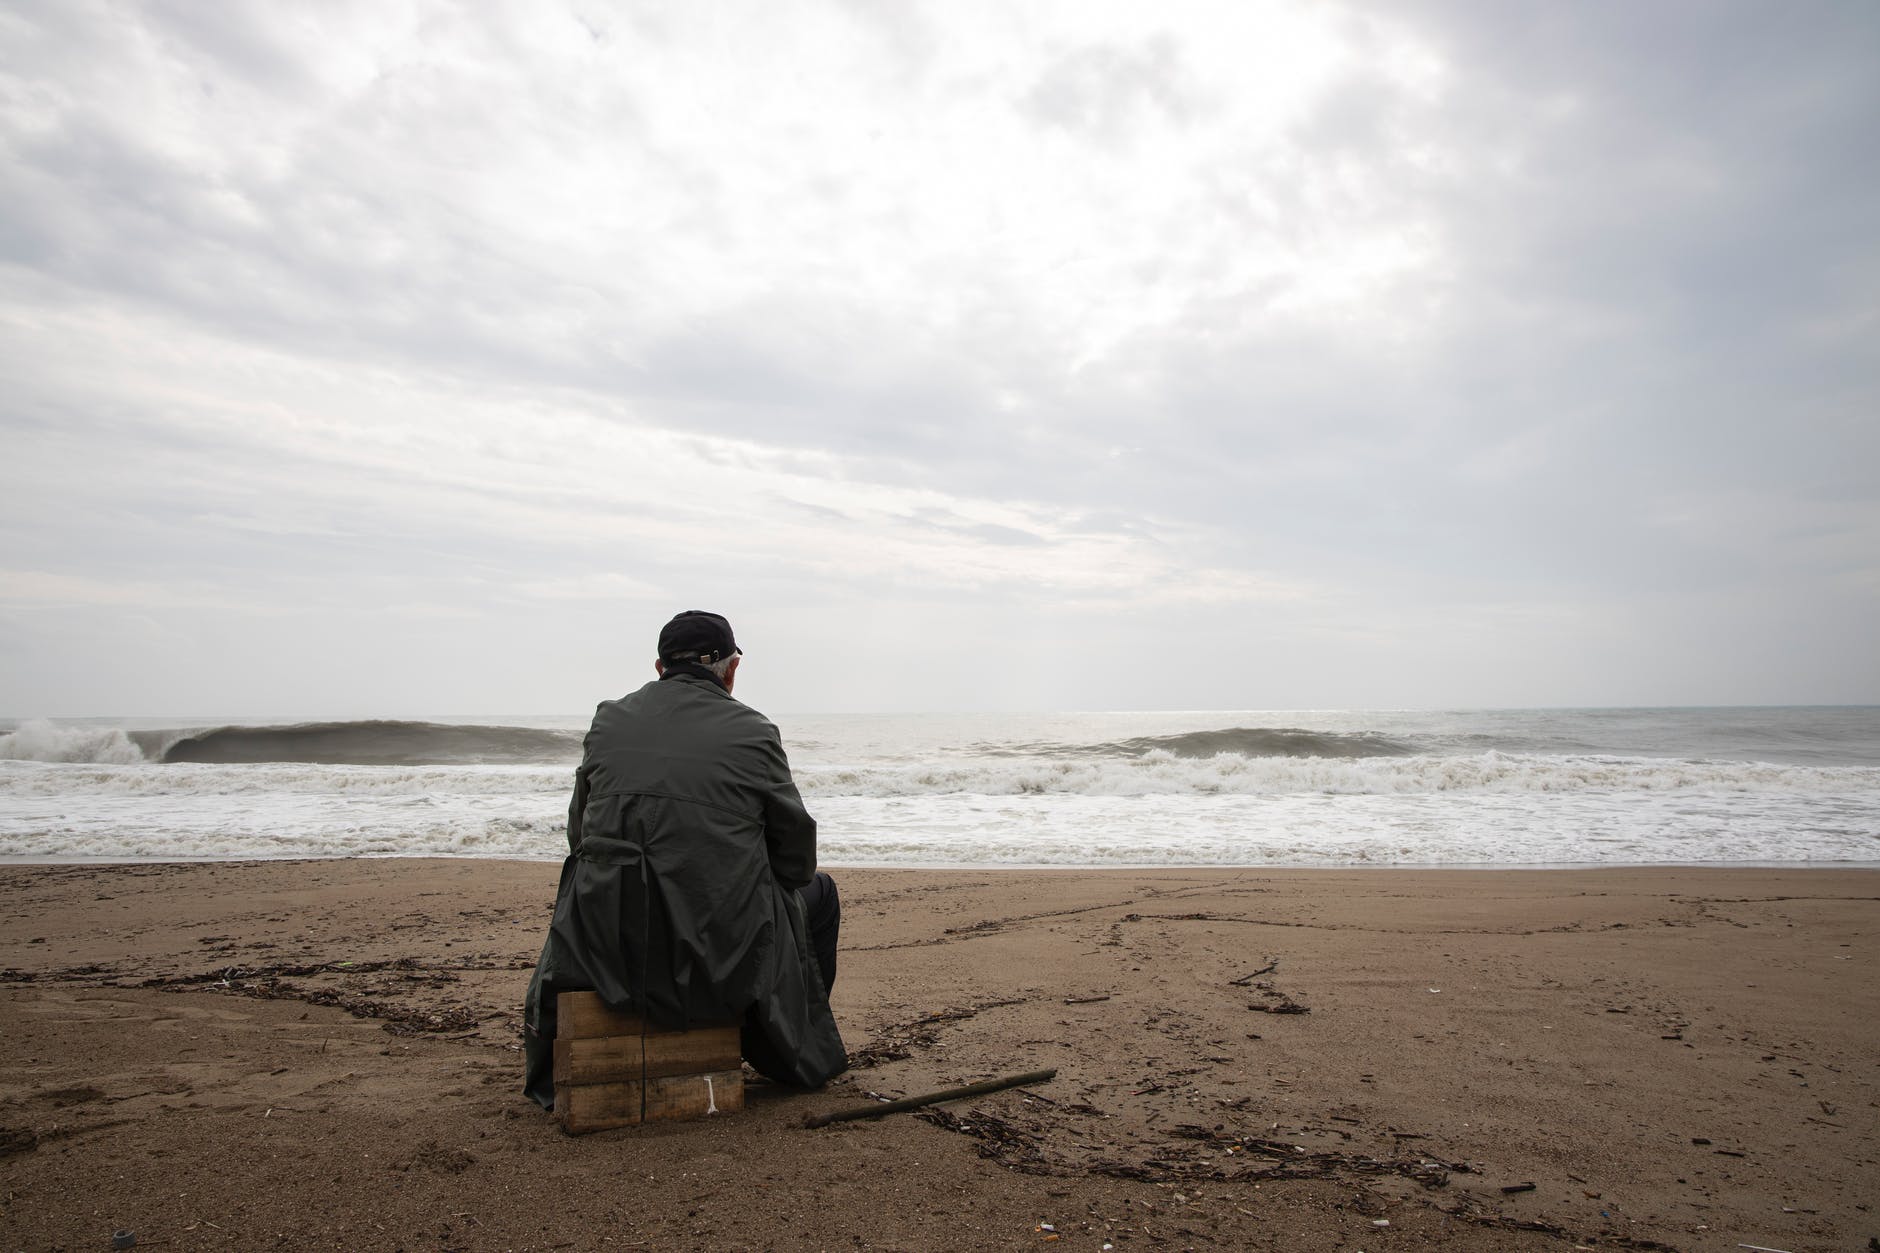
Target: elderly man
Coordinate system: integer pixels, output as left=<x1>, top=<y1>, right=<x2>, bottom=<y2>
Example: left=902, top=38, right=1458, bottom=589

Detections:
left=523, top=610, right=846, bottom=1109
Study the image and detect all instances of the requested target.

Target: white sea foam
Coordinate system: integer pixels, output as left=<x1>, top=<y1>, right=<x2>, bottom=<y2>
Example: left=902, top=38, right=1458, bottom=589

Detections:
left=0, top=760, right=569, bottom=797
left=3, top=708, right=1877, bottom=866
left=794, top=751, right=1871, bottom=797
left=810, top=789, right=1880, bottom=867
left=0, top=720, right=147, bottom=764
left=4, top=752, right=1869, bottom=802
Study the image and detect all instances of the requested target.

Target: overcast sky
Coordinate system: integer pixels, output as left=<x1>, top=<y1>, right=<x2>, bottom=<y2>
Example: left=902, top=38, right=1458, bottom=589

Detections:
left=3, top=1, right=1876, bottom=717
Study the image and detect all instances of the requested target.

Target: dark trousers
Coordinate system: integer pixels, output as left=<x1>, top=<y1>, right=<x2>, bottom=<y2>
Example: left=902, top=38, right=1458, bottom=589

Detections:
left=798, top=870, right=840, bottom=991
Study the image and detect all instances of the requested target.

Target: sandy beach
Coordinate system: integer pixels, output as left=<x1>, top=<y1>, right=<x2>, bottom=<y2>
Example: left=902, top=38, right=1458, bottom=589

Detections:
left=1, top=860, right=1874, bottom=1251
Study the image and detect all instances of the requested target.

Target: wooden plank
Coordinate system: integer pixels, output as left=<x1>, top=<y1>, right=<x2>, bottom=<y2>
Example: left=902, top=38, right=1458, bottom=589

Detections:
left=642, top=1069, right=743, bottom=1122
left=554, top=1031, right=739, bottom=1084
left=556, top=991, right=644, bottom=1039
left=642, top=1024, right=740, bottom=1078
left=554, top=993, right=744, bottom=1130
left=553, top=1035, right=645, bottom=1086
left=555, top=1079, right=644, bottom=1134
left=555, top=1069, right=747, bottom=1133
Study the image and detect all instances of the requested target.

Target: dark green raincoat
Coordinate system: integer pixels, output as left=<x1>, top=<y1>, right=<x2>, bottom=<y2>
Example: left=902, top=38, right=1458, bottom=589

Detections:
left=522, top=671, right=847, bottom=1108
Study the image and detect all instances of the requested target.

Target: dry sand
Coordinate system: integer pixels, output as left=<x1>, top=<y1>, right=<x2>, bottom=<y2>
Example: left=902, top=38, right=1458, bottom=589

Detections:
left=1, top=860, right=1875, bottom=1252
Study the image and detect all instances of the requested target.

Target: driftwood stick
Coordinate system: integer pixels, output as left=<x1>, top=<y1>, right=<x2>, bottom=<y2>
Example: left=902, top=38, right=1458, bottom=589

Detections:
left=922, top=997, right=1030, bottom=1024
left=1230, top=958, right=1279, bottom=986
left=804, top=1069, right=1058, bottom=1129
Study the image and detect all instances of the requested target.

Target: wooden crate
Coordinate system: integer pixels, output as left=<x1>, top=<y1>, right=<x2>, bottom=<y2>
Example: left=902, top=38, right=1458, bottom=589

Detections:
left=553, top=991, right=744, bottom=1133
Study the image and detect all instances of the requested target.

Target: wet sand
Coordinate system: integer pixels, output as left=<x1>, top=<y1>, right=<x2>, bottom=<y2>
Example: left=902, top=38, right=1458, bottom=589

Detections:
left=1, top=860, right=1875, bottom=1251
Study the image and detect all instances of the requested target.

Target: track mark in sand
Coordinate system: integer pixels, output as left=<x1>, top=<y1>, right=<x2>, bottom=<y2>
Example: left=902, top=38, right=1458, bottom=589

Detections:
left=846, top=996, right=1036, bottom=1069
left=859, top=879, right=1288, bottom=952
left=849, top=895, right=1148, bottom=951
left=1139, top=877, right=1278, bottom=901
left=844, top=937, right=953, bottom=953
left=0, top=1118, right=139, bottom=1158
left=4, top=957, right=521, bottom=1043
left=943, top=899, right=1147, bottom=936
left=30, top=1084, right=106, bottom=1107
left=850, top=879, right=999, bottom=905
left=914, top=1101, right=1467, bottom=1197
left=919, top=1103, right=1681, bottom=1251
left=1678, top=894, right=1880, bottom=904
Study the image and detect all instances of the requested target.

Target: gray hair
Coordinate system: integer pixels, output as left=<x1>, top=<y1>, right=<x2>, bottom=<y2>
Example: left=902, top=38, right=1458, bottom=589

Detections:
left=669, top=652, right=736, bottom=681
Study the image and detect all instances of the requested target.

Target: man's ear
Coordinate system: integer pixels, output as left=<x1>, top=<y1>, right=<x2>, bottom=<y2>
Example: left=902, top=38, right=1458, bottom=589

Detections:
left=654, top=659, right=665, bottom=677
left=723, top=655, right=740, bottom=692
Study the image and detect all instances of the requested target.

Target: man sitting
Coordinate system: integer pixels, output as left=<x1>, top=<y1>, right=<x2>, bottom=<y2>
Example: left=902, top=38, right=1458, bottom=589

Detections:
left=523, top=610, right=846, bottom=1108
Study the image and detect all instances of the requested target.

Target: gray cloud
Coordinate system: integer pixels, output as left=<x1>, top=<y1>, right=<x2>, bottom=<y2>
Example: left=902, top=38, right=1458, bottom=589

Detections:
left=2, top=0, right=1876, bottom=712
left=1021, top=35, right=1201, bottom=142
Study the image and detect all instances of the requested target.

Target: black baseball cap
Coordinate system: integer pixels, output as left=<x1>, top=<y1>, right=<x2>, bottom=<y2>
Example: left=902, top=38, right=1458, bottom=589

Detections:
left=658, top=610, right=742, bottom=665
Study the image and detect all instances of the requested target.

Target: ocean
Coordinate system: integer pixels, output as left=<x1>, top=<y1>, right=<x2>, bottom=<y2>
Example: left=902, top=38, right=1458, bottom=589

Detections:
left=2, top=707, right=1877, bottom=868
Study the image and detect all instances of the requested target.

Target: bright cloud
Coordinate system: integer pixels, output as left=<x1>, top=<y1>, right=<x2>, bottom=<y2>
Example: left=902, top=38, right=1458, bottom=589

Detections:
left=2, top=0, right=1876, bottom=713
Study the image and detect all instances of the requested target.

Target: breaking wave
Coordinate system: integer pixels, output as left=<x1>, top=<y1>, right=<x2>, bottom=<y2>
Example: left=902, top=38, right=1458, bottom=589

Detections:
left=1101, top=727, right=1414, bottom=759
left=150, top=721, right=582, bottom=765
left=0, top=721, right=146, bottom=765
left=978, top=727, right=1415, bottom=760
left=4, top=719, right=1416, bottom=768
left=0, top=719, right=581, bottom=766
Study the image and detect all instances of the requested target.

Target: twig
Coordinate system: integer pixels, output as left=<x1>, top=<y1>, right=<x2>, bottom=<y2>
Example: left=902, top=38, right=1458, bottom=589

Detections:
left=805, top=1069, right=1058, bottom=1128
left=924, top=996, right=1029, bottom=1023
left=1064, top=994, right=1112, bottom=1005
left=1230, top=959, right=1280, bottom=986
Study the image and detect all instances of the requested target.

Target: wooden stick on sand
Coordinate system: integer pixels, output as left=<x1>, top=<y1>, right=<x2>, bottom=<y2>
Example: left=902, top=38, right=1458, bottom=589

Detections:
left=804, top=1069, right=1058, bottom=1129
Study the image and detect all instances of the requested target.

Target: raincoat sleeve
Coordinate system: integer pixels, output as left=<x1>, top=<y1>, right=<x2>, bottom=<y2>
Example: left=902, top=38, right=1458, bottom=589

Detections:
left=565, top=762, right=591, bottom=855
left=760, top=729, right=818, bottom=891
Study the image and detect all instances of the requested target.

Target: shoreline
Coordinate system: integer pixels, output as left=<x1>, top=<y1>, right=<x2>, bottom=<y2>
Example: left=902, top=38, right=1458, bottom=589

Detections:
left=3, top=859, right=1875, bottom=1250
left=7, top=853, right=1880, bottom=872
